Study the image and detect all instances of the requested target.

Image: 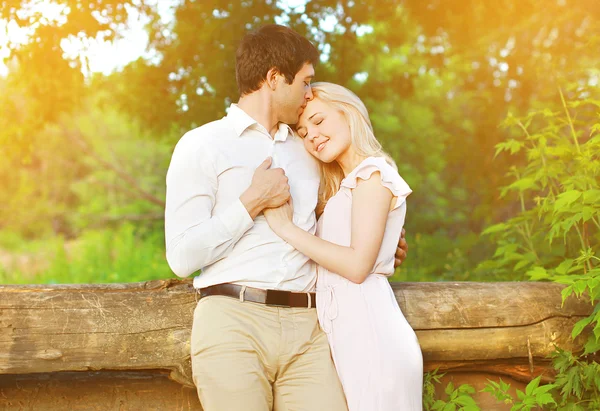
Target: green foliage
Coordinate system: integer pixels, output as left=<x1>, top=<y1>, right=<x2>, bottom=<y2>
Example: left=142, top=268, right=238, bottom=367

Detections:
left=422, top=369, right=480, bottom=411
left=3, top=0, right=600, bottom=285
left=478, top=90, right=600, bottom=409
left=0, top=87, right=173, bottom=285
left=482, top=350, right=600, bottom=411
left=423, top=369, right=480, bottom=411
left=391, top=231, right=489, bottom=282
left=0, top=88, right=172, bottom=239
left=423, top=368, right=446, bottom=410
left=481, top=378, right=515, bottom=407
left=482, top=376, right=557, bottom=410
left=0, top=223, right=171, bottom=284
left=477, top=89, right=600, bottom=281
left=0, top=0, right=142, bottom=160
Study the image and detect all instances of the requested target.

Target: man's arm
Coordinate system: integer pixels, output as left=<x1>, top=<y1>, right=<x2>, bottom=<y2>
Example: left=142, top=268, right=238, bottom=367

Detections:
left=165, top=135, right=289, bottom=278
left=165, top=138, right=252, bottom=278
left=394, top=228, right=408, bottom=268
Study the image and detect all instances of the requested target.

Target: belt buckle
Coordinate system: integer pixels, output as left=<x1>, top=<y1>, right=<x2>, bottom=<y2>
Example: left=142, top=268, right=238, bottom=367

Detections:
left=266, top=289, right=290, bottom=307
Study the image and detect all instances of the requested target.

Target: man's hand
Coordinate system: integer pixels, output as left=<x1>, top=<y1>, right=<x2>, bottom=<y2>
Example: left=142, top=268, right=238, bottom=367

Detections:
left=393, top=228, right=408, bottom=268
left=240, top=157, right=291, bottom=219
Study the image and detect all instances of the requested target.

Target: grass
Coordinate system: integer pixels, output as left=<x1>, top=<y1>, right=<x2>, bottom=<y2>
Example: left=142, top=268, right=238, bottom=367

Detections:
left=0, top=224, right=500, bottom=285
left=0, top=223, right=174, bottom=284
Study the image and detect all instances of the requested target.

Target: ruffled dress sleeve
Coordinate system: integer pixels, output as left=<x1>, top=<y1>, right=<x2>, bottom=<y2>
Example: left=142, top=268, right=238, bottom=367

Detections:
left=340, top=157, right=412, bottom=210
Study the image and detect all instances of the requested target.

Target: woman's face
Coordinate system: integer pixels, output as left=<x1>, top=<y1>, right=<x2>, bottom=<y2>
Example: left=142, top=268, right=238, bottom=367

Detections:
left=296, top=98, right=352, bottom=163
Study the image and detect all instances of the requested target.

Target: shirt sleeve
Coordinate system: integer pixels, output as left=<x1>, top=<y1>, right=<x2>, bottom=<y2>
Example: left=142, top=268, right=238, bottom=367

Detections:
left=164, top=132, right=254, bottom=278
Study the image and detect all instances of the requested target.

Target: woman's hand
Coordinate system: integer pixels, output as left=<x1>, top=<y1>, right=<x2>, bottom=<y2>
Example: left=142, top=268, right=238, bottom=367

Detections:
left=264, top=199, right=295, bottom=237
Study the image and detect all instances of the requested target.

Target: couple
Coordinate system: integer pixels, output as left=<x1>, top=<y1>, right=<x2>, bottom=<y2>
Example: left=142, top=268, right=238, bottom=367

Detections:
left=165, top=24, right=423, bottom=411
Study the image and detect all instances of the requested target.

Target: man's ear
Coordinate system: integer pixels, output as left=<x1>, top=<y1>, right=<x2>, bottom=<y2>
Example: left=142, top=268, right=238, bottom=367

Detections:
left=265, top=67, right=281, bottom=91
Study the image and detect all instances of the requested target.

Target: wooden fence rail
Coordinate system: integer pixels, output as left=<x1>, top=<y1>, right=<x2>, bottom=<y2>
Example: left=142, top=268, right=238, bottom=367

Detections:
left=0, top=280, right=591, bottom=410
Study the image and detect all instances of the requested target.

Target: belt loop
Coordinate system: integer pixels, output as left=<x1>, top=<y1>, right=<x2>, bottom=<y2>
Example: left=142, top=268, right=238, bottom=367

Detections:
left=239, top=286, right=247, bottom=303
left=306, top=292, right=311, bottom=308
left=195, top=288, right=199, bottom=303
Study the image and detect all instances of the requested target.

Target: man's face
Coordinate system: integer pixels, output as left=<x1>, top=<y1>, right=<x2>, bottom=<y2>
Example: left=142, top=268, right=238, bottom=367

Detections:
left=274, top=63, right=315, bottom=125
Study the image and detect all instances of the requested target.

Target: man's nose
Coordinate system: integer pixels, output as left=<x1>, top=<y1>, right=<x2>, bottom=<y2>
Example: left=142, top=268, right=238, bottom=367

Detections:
left=305, top=86, right=314, bottom=100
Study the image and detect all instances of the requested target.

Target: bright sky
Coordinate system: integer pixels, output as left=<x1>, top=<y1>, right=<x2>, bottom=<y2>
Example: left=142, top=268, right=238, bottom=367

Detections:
left=0, top=0, right=339, bottom=77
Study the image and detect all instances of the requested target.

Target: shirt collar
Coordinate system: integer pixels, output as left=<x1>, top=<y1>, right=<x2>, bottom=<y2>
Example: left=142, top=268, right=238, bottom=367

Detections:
left=227, top=104, right=293, bottom=142
left=274, top=122, right=294, bottom=142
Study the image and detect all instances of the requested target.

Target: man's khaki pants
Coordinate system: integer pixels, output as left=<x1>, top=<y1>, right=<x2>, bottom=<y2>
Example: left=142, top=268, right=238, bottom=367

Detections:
left=191, top=295, right=348, bottom=411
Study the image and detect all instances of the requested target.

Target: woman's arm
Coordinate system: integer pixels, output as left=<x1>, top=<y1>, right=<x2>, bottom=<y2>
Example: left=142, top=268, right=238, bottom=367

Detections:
left=265, top=172, right=393, bottom=284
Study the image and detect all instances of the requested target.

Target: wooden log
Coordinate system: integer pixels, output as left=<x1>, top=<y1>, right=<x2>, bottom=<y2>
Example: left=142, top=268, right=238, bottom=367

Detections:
left=0, top=371, right=202, bottom=410
left=394, top=282, right=592, bottom=382
left=0, top=280, right=592, bottom=391
left=0, top=371, right=529, bottom=411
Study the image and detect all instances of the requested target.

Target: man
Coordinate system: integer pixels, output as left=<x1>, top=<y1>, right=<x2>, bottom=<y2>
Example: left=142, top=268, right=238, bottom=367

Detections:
left=165, top=24, right=408, bottom=411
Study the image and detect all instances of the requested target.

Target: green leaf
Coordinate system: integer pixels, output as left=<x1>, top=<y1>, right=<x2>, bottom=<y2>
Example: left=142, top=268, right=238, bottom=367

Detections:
left=525, top=376, right=541, bottom=396
left=593, top=320, right=600, bottom=343
left=457, top=384, right=475, bottom=394
left=454, top=395, right=476, bottom=406
left=582, top=206, right=597, bottom=222
left=582, top=190, right=600, bottom=204
left=553, top=190, right=582, bottom=213
left=590, top=123, right=600, bottom=137
left=560, top=367, right=583, bottom=398
left=507, top=177, right=538, bottom=193
left=433, top=400, right=446, bottom=410
left=482, top=223, right=508, bottom=236
left=527, top=267, right=549, bottom=281
left=561, top=286, right=574, bottom=306
left=561, top=213, right=583, bottom=234
left=572, top=315, right=593, bottom=339
left=573, top=280, right=587, bottom=296
left=494, top=139, right=524, bottom=157
left=442, top=402, right=457, bottom=411
left=535, top=392, right=556, bottom=405
left=556, top=259, right=574, bottom=275
left=532, top=384, right=554, bottom=395
left=514, top=259, right=532, bottom=272
left=583, top=334, right=600, bottom=355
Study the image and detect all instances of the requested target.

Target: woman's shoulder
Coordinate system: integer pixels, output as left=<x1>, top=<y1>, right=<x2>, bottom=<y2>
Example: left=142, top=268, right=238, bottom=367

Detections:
left=341, top=156, right=412, bottom=199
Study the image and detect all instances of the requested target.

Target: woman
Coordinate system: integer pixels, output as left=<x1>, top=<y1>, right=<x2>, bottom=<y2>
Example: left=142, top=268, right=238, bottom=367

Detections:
left=264, top=82, right=423, bottom=410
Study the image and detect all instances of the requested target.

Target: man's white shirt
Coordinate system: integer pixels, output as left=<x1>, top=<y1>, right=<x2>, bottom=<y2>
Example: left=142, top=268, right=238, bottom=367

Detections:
left=165, top=104, right=320, bottom=292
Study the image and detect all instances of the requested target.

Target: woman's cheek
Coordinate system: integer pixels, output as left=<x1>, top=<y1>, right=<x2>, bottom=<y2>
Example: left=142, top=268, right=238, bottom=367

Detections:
left=303, top=138, right=314, bottom=155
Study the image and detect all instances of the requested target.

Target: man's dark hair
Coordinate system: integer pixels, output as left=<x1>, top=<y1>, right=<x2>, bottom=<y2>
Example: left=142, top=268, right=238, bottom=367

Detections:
left=235, top=24, right=319, bottom=96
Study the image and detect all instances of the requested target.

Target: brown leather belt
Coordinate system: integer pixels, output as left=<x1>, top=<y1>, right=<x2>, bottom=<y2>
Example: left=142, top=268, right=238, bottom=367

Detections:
left=198, top=283, right=316, bottom=308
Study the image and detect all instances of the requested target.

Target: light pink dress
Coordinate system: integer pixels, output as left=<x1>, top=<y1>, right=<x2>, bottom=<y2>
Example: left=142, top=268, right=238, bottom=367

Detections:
left=316, top=157, right=423, bottom=411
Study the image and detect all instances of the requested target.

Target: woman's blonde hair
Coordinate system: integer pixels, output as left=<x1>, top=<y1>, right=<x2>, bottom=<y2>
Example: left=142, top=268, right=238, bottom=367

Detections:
left=306, top=82, right=396, bottom=216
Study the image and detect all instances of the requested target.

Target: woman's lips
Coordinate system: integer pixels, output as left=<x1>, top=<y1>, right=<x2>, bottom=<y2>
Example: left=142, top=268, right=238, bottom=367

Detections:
left=317, top=141, right=327, bottom=152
